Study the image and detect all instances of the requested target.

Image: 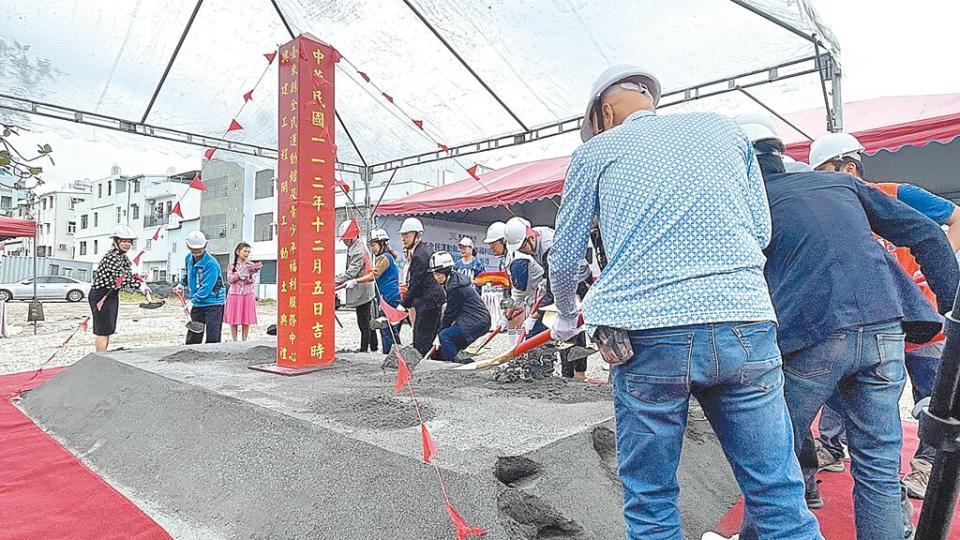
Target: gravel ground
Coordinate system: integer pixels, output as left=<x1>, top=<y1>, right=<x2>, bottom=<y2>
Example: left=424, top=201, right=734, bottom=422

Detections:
left=1, top=299, right=917, bottom=421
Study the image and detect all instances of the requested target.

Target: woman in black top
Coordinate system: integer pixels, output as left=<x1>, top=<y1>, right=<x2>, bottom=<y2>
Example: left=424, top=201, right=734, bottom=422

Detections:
left=89, top=225, right=143, bottom=351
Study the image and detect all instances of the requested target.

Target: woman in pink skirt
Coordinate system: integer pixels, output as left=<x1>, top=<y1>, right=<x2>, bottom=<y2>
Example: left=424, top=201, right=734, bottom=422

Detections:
left=225, top=242, right=262, bottom=341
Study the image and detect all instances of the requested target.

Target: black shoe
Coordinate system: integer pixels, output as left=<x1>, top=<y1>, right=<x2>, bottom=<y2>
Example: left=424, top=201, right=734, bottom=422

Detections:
left=805, top=489, right=824, bottom=509
left=266, top=324, right=277, bottom=336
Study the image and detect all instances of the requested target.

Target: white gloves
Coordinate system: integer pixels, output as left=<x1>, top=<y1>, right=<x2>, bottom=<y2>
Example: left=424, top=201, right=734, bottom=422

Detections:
left=432, top=336, right=441, bottom=349
left=173, top=283, right=184, bottom=293
left=550, top=314, right=583, bottom=342
left=396, top=305, right=407, bottom=313
left=140, top=283, right=152, bottom=295
left=497, top=315, right=510, bottom=332
left=344, top=279, right=358, bottom=289
left=521, top=317, right=537, bottom=333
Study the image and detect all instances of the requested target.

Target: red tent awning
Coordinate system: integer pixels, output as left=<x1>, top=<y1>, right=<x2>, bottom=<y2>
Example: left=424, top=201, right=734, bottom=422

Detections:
left=378, top=94, right=960, bottom=217
left=0, top=216, right=37, bottom=239
left=779, top=93, right=960, bottom=163
left=375, top=156, right=571, bottom=216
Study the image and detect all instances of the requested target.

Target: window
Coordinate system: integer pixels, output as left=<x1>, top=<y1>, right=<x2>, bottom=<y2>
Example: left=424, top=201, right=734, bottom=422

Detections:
left=171, top=242, right=177, bottom=252
left=131, top=204, right=139, bottom=220
left=255, top=169, right=274, bottom=199
left=116, top=180, right=126, bottom=194
left=116, top=206, right=122, bottom=223
left=159, top=270, right=167, bottom=282
left=49, top=264, right=60, bottom=275
left=67, top=221, right=76, bottom=234
left=93, top=240, right=98, bottom=254
left=77, top=269, right=88, bottom=280
left=41, top=198, right=47, bottom=210
left=1, top=196, right=11, bottom=208
left=81, top=215, right=88, bottom=229
left=98, top=184, right=102, bottom=198
left=133, top=180, right=140, bottom=193
left=165, top=200, right=172, bottom=217
left=94, top=212, right=99, bottom=227
left=107, top=181, right=112, bottom=196
left=79, top=241, right=87, bottom=255
left=254, top=212, right=274, bottom=241
left=259, top=260, right=277, bottom=284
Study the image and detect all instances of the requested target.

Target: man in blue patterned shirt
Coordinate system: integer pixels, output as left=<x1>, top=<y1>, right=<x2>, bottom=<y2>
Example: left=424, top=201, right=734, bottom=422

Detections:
left=548, top=65, right=821, bottom=539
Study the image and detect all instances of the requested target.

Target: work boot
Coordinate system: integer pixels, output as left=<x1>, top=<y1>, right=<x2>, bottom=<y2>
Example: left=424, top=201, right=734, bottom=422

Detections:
left=817, top=444, right=844, bottom=473
left=902, top=459, right=931, bottom=499
left=902, top=483, right=915, bottom=539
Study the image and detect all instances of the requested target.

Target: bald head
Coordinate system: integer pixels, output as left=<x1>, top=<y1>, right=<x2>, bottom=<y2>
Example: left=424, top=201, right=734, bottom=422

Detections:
left=590, top=83, right=655, bottom=138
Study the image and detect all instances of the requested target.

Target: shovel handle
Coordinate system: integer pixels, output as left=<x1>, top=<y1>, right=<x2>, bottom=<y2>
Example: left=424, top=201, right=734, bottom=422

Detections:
left=511, top=314, right=584, bottom=358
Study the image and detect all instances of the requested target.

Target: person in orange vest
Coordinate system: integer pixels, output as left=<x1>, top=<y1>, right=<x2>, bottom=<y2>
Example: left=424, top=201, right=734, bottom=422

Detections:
left=810, top=131, right=960, bottom=499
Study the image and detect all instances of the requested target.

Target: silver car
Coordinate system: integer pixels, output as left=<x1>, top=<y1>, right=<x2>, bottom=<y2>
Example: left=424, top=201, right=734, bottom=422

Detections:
left=0, top=275, right=92, bottom=302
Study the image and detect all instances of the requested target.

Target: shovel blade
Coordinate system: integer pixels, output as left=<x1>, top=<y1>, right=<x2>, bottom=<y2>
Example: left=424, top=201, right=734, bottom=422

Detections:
left=186, top=321, right=205, bottom=333
left=564, top=345, right=598, bottom=363
left=139, top=300, right=166, bottom=310
left=382, top=345, right=423, bottom=370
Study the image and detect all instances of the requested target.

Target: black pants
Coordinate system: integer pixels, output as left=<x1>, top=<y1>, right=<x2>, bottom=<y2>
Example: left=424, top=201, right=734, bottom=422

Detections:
left=412, top=306, right=441, bottom=356
left=186, top=304, right=224, bottom=344
left=355, top=300, right=378, bottom=352
left=561, top=331, right=588, bottom=378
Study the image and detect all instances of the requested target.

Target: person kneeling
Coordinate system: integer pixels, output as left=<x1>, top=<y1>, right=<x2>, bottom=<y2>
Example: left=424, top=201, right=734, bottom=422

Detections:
left=430, top=251, right=491, bottom=362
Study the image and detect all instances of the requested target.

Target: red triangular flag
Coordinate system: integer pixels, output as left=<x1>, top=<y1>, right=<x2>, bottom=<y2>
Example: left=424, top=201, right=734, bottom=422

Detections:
left=152, top=228, right=161, bottom=241
left=358, top=71, right=370, bottom=83
left=446, top=503, right=487, bottom=540
left=79, top=317, right=89, bottom=331
left=264, top=51, right=276, bottom=64
left=227, top=119, right=243, bottom=132
left=334, top=180, right=350, bottom=193
left=420, top=423, right=437, bottom=463
left=394, top=355, right=412, bottom=394
left=171, top=201, right=184, bottom=218
left=189, top=174, right=207, bottom=192
left=466, top=164, right=480, bottom=181
left=243, top=90, right=253, bottom=102
left=382, top=92, right=394, bottom=103
left=437, top=143, right=449, bottom=152
left=380, top=298, right=408, bottom=324
left=412, top=119, right=424, bottom=130
left=341, top=218, right=360, bottom=241
left=132, top=251, right=144, bottom=266
left=204, top=148, right=216, bottom=160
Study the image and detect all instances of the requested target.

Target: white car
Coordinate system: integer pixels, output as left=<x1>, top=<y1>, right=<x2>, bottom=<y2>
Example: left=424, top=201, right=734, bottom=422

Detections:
left=0, top=276, right=92, bottom=303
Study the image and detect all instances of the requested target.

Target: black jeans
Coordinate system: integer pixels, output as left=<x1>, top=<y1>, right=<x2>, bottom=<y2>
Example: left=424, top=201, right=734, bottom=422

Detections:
left=412, top=306, right=441, bottom=356
left=356, top=300, right=378, bottom=352
left=186, top=304, right=224, bottom=344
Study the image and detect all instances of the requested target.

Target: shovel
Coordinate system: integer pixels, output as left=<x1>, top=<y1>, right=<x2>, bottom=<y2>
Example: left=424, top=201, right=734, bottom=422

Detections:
left=172, top=288, right=205, bottom=334
left=456, top=314, right=586, bottom=372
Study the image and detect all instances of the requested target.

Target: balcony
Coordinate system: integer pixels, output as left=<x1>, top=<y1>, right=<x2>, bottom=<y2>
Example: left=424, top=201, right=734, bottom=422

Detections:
left=143, top=215, right=170, bottom=228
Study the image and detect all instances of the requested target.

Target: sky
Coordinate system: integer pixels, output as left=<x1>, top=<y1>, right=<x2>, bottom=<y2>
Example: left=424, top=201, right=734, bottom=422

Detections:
left=4, top=0, right=959, bottom=192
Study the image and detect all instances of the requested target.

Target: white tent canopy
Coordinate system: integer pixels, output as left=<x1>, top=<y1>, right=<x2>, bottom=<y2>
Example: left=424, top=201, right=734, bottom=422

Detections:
left=0, top=0, right=840, bottom=175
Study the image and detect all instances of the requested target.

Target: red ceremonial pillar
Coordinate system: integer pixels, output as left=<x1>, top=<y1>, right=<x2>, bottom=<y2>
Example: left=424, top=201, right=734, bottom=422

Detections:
left=252, top=35, right=338, bottom=374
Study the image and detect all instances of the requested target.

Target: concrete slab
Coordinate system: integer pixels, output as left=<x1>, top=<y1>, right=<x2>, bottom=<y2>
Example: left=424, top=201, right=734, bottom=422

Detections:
left=17, top=342, right=740, bottom=539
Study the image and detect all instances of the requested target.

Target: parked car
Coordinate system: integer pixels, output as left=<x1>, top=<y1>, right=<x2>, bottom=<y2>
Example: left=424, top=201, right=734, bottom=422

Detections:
left=0, top=276, right=92, bottom=303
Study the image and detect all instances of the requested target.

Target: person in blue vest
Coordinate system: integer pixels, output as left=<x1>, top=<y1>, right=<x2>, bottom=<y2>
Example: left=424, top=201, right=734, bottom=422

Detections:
left=429, top=251, right=491, bottom=362
left=349, top=228, right=403, bottom=357
left=175, top=230, right=226, bottom=344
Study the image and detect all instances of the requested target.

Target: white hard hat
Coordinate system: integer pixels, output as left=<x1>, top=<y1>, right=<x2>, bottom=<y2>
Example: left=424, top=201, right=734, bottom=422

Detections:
left=484, top=221, right=506, bottom=244
left=369, top=228, right=390, bottom=242
left=185, top=230, right=208, bottom=249
left=504, top=217, right=533, bottom=253
left=109, top=224, right=136, bottom=240
left=581, top=64, right=662, bottom=142
left=428, top=250, right=456, bottom=272
left=398, top=217, right=424, bottom=234
left=734, top=113, right=780, bottom=143
left=458, top=237, right=474, bottom=248
left=808, top=132, right=865, bottom=169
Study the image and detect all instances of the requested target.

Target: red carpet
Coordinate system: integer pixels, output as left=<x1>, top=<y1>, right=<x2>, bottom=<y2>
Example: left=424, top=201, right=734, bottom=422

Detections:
left=0, top=369, right=172, bottom=540
left=714, top=421, right=960, bottom=538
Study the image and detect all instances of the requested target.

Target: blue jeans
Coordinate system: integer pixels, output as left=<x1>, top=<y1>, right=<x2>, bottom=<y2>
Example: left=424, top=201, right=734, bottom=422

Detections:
left=818, top=340, right=941, bottom=463
left=378, top=298, right=403, bottom=355
left=612, top=322, right=820, bottom=540
left=779, top=321, right=907, bottom=540
left=437, top=326, right=466, bottom=361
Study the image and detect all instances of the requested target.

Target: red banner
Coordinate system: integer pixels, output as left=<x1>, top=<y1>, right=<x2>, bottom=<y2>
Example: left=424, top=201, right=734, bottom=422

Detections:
left=276, top=36, right=338, bottom=367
